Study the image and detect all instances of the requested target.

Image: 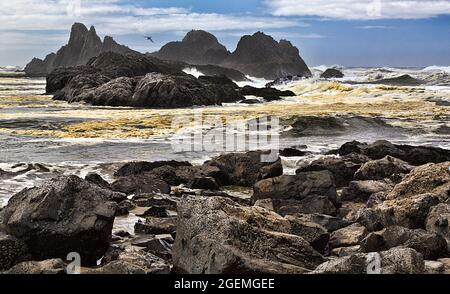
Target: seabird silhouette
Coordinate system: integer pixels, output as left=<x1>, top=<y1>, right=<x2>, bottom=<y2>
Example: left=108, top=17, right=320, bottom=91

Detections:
left=145, top=36, right=154, bottom=43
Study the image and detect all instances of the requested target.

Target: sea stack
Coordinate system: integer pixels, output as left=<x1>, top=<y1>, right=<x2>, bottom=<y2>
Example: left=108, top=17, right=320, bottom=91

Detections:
left=222, top=32, right=312, bottom=80
left=24, top=23, right=137, bottom=77
left=154, top=30, right=231, bottom=65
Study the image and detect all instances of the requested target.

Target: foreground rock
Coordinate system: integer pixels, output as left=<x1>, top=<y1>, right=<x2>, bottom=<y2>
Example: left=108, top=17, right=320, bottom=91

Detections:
left=252, top=170, right=337, bottom=204
left=337, top=140, right=450, bottom=165
left=173, top=196, right=325, bottom=274
left=311, top=247, right=425, bottom=274
left=0, top=232, right=29, bottom=271
left=206, top=151, right=283, bottom=187
left=426, top=204, right=450, bottom=250
left=360, top=226, right=448, bottom=260
left=387, top=162, right=450, bottom=200
left=0, top=176, right=118, bottom=265
left=3, top=259, right=67, bottom=274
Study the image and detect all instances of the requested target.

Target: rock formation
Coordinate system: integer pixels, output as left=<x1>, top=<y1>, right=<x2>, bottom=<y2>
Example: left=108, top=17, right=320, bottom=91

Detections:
left=24, top=23, right=137, bottom=76
left=222, top=32, right=311, bottom=79
left=154, top=30, right=230, bottom=65
left=154, top=30, right=312, bottom=80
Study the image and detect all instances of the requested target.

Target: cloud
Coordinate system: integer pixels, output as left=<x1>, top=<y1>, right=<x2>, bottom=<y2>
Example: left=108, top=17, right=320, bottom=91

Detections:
left=358, top=25, right=395, bottom=29
left=265, top=0, right=450, bottom=20
left=0, top=0, right=302, bottom=33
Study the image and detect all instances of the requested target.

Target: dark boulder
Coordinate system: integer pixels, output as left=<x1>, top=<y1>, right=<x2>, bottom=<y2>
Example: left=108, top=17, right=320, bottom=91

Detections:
left=240, top=85, right=295, bottom=101
left=255, top=197, right=337, bottom=217
left=279, top=148, right=307, bottom=157
left=341, top=180, right=394, bottom=202
left=3, top=259, right=67, bottom=274
left=354, top=156, right=412, bottom=181
left=85, top=172, right=111, bottom=190
left=311, top=248, right=425, bottom=274
left=252, top=170, right=337, bottom=204
left=205, top=151, right=283, bottom=187
left=173, top=196, right=324, bottom=274
left=115, top=160, right=192, bottom=177
left=426, top=204, right=450, bottom=250
left=320, top=68, right=344, bottom=79
left=360, top=226, right=448, bottom=260
left=130, top=73, right=243, bottom=108
left=337, top=140, right=450, bottom=165
left=111, top=173, right=171, bottom=195
left=0, top=176, right=118, bottom=265
left=134, top=217, right=177, bottom=235
left=189, top=177, right=220, bottom=190
left=0, top=232, right=29, bottom=271
left=296, top=156, right=362, bottom=187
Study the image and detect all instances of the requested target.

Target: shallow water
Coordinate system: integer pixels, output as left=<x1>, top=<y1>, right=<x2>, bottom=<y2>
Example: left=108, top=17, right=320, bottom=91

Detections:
left=0, top=69, right=449, bottom=208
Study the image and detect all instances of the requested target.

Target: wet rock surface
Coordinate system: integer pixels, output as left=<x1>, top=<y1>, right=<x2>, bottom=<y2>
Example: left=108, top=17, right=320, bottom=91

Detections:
left=1, top=140, right=449, bottom=274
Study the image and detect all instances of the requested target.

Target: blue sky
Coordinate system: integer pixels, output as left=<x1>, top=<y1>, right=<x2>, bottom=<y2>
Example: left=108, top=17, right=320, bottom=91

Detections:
left=0, top=0, right=449, bottom=67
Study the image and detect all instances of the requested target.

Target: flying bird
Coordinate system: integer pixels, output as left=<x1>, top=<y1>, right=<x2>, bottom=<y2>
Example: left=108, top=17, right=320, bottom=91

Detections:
left=145, top=36, right=154, bottom=43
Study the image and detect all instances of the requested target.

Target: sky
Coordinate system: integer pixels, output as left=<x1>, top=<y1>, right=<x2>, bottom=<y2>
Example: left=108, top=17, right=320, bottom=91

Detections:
left=0, top=0, right=449, bottom=67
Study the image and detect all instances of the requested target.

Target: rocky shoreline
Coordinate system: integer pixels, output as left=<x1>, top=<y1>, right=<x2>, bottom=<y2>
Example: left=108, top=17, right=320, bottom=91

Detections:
left=1, top=140, right=449, bottom=274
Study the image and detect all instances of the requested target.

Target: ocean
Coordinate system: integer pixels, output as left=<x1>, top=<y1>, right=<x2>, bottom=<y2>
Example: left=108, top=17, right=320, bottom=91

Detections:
left=0, top=66, right=449, bottom=208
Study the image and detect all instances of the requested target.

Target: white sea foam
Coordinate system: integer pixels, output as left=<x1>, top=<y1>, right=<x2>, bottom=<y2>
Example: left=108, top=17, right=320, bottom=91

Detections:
left=182, top=67, right=205, bottom=78
left=422, top=66, right=450, bottom=74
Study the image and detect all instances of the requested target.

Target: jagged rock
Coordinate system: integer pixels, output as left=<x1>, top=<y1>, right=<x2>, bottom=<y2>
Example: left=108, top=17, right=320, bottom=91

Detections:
left=332, top=246, right=362, bottom=257
left=361, top=226, right=448, bottom=259
left=252, top=170, right=336, bottom=204
left=329, top=223, right=368, bottom=249
left=256, top=197, right=337, bottom=217
left=0, top=232, right=29, bottom=271
left=426, top=204, right=450, bottom=250
left=25, top=23, right=137, bottom=76
left=134, top=217, right=177, bottom=235
left=354, top=156, right=412, bottom=181
left=387, top=162, right=450, bottom=200
left=3, top=259, right=66, bottom=274
left=130, top=73, right=243, bottom=108
left=357, top=193, right=440, bottom=231
left=296, top=156, right=362, bottom=187
left=111, top=173, right=170, bottom=195
left=131, top=236, right=172, bottom=260
left=294, top=214, right=352, bottom=232
left=240, top=85, right=295, bottom=101
left=173, top=196, right=324, bottom=274
left=84, top=172, right=111, bottom=190
left=320, top=68, right=344, bottom=79
left=135, top=206, right=169, bottom=218
left=115, top=160, right=192, bottom=177
left=279, top=148, right=307, bottom=157
left=154, top=30, right=230, bottom=65
left=311, top=247, right=425, bottom=274
left=337, top=140, right=450, bottom=165
left=116, top=200, right=136, bottom=216
left=189, top=177, right=220, bottom=190
left=93, top=245, right=170, bottom=274
left=424, top=260, right=445, bottom=274
left=222, top=32, right=311, bottom=80
left=341, top=180, right=394, bottom=202
left=0, top=176, right=117, bottom=265
left=285, top=216, right=330, bottom=253
left=206, top=151, right=283, bottom=187
left=90, top=77, right=137, bottom=106
left=132, top=194, right=178, bottom=209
